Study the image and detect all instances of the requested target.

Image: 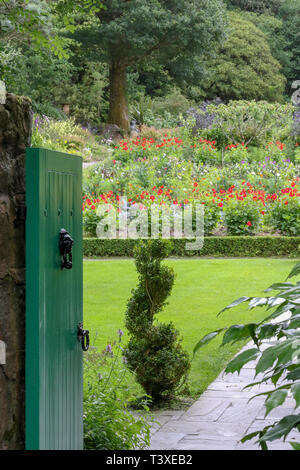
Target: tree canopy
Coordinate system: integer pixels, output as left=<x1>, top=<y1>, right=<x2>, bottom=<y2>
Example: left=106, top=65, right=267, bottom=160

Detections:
left=70, top=0, right=227, bottom=130
left=199, top=13, right=286, bottom=102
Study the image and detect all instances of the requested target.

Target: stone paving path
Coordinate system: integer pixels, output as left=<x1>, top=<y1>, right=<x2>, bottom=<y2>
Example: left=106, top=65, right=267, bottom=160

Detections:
left=148, top=339, right=299, bottom=450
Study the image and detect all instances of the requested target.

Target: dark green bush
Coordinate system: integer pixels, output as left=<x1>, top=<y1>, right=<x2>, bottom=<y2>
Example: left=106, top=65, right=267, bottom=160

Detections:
left=83, top=236, right=300, bottom=258
left=124, top=240, right=191, bottom=402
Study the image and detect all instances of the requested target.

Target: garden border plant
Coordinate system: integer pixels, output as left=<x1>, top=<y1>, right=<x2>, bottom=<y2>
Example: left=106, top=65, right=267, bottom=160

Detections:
left=83, top=330, right=152, bottom=450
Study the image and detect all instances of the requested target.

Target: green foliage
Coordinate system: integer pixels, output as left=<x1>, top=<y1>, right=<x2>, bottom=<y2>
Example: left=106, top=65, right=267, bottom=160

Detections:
left=94, top=0, right=227, bottom=66
left=0, top=0, right=65, bottom=56
left=83, top=332, right=152, bottom=450
left=129, top=89, right=190, bottom=129
left=56, top=61, right=109, bottom=125
left=206, top=100, right=294, bottom=147
left=194, top=260, right=300, bottom=449
left=82, top=236, right=300, bottom=259
left=124, top=240, right=191, bottom=402
left=224, top=196, right=261, bottom=235
left=201, top=12, right=286, bottom=103
left=227, top=0, right=300, bottom=91
left=1, top=44, right=74, bottom=107
left=152, top=88, right=192, bottom=118
left=269, top=197, right=300, bottom=236
left=277, top=0, right=300, bottom=90
left=226, top=0, right=283, bottom=14
left=32, top=115, right=111, bottom=161
left=70, top=0, right=227, bottom=128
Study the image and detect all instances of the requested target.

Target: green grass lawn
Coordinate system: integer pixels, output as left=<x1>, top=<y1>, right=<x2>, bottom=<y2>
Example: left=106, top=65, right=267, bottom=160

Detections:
left=83, top=257, right=295, bottom=398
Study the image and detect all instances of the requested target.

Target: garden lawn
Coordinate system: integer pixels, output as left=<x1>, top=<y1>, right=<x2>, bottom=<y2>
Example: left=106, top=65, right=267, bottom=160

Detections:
left=84, top=257, right=295, bottom=398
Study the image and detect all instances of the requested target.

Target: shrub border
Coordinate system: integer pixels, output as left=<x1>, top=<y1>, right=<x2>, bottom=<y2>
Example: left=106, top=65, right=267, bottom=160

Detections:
left=83, top=237, right=300, bottom=258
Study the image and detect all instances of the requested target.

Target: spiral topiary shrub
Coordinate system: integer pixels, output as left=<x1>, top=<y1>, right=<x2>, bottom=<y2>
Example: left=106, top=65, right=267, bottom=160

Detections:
left=124, top=239, right=191, bottom=403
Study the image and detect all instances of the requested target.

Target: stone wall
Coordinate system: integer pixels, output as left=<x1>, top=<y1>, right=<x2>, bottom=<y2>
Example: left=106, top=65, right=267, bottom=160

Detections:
left=0, top=93, right=32, bottom=449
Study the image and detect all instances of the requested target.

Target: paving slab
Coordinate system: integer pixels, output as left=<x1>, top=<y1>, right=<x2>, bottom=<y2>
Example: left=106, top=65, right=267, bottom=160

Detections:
left=149, top=432, right=185, bottom=450
left=176, top=439, right=237, bottom=451
left=148, top=330, right=298, bottom=450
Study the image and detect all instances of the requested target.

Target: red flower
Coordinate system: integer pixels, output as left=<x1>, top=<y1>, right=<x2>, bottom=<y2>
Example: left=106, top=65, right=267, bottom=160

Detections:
left=247, top=221, right=252, bottom=227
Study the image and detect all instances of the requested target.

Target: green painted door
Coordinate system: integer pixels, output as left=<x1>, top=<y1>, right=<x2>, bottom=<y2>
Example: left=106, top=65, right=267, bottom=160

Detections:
left=25, top=148, right=83, bottom=450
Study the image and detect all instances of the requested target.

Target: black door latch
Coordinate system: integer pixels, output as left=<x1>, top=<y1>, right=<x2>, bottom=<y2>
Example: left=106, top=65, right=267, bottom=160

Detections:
left=77, top=323, right=90, bottom=351
left=59, top=228, right=73, bottom=270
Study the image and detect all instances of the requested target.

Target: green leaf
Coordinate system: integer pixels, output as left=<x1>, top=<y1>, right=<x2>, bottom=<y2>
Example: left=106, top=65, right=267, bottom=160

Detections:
left=258, top=323, right=281, bottom=341
left=265, top=283, right=294, bottom=292
left=255, top=346, right=278, bottom=375
left=265, top=390, right=288, bottom=417
left=260, top=302, right=294, bottom=323
left=289, top=315, right=300, bottom=329
left=287, top=369, right=300, bottom=381
left=287, top=263, right=300, bottom=280
left=291, top=383, right=300, bottom=408
left=271, top=369, right=284, bottom=386
left=248, top=297, right=268, bottom=309
left=222, top=324, right=255, bottom=346
left=240, top=430, right=260, bottom=443
left=193, top=328, right=225, bottom=356
left=225, top=348, right=260, bottom=375
left=261, top=415, right=300, bottom=442
left=290, top=442, right=300, bottom=450
left=218, top=296, right=250, bottom=316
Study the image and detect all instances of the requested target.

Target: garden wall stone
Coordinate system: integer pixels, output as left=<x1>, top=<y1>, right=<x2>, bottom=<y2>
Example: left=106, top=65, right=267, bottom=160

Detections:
left=0, top=93, right=32, bottom=449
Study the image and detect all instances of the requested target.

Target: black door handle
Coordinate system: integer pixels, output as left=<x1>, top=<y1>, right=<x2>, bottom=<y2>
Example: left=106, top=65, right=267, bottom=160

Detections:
left=59, top=228, right=73, bottom=270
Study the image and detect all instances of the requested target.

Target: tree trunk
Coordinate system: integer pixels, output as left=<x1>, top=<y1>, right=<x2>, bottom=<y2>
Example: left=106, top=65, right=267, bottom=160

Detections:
left=0, top=93, right=32, bottom=449
left=108, top=62, right=129, bottom=132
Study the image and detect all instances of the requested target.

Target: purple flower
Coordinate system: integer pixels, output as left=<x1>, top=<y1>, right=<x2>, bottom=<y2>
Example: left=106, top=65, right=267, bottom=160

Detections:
left=106, top=344, right=112, bottom=353
left=118, top=329, right=124, bottom=337
left=122, top=356, right=128, bottom=364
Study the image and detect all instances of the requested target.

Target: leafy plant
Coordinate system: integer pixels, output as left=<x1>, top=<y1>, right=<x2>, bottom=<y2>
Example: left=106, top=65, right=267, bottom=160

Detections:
left=207, top=100, right=294, bottom=148
left=194, top=261, right=300, bottom=450
left=124, top=239, right=191, bottom=402
left=83, top=331, right=152, bottom=450
left=223, top=196, right=261, bottom=235
left=269, top=196, right=300, bottom=236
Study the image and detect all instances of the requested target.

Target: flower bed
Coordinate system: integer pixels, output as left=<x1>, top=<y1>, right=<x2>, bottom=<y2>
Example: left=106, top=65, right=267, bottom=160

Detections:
left=82, top=132, right=300, bottom=238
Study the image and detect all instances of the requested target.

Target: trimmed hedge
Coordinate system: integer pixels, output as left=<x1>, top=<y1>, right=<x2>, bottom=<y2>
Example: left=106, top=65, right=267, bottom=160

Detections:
left=83, top=237, right=300, bottom=258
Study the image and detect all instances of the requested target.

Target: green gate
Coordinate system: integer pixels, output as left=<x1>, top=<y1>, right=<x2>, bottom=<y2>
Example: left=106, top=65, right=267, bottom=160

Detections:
left=25, top=148, right=84, bottom=450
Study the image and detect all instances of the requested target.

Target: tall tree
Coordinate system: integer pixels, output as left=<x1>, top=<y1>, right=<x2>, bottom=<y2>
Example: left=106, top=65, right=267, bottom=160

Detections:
left=73, top=0, right=227, bottom=131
